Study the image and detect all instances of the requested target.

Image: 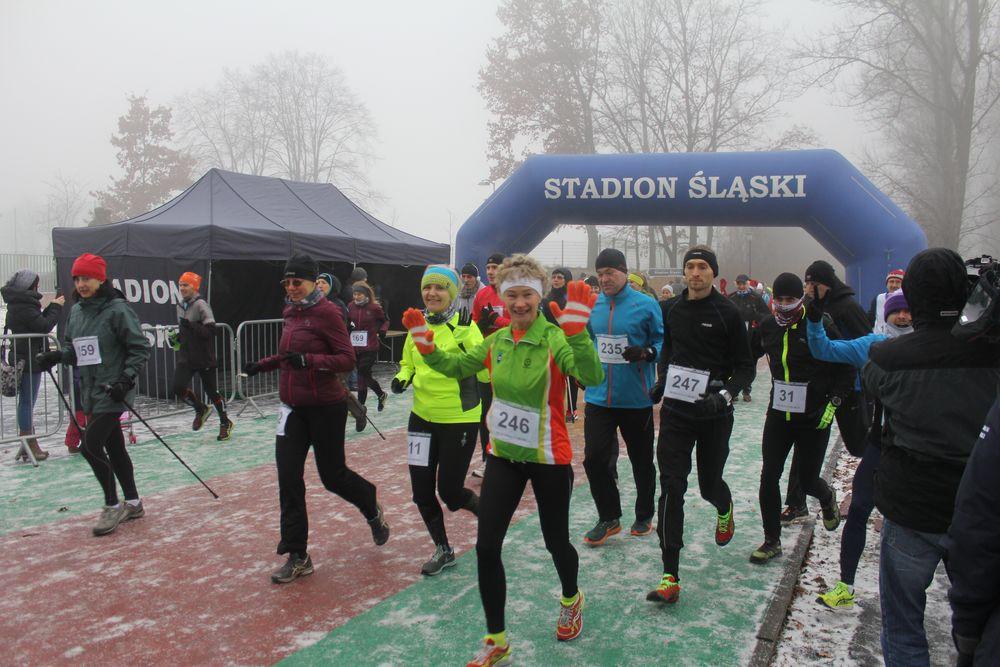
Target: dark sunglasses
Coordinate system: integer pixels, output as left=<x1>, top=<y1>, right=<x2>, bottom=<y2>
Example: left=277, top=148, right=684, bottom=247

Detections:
left=281, top=278, right=307, bottom=288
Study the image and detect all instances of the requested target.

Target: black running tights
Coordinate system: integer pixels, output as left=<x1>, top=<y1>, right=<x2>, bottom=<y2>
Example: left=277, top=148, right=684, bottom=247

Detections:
left=81, top=412, right=138, bottom=506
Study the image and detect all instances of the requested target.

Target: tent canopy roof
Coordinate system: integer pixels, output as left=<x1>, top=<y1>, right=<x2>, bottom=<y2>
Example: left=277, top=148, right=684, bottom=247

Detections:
left=53, top=168, right=448, bottom=265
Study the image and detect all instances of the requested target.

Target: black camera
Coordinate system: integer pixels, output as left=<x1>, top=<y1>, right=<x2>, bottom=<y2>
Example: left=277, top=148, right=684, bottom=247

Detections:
left=953, top=255, right=1000, bottom=342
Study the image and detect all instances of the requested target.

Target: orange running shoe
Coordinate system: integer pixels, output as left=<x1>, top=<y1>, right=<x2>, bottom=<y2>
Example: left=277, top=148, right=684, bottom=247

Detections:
left=715, top=502, right=735, bottom=546
left=646, top=574, right=681, bottom=604
left=556, top=590, right=585, bottom=641
left=467, top=638, right=511, bottom=666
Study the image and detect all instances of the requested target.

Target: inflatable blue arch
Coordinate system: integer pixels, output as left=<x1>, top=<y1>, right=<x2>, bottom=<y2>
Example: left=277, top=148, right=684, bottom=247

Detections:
left=455, top=150, right=927, bottom=304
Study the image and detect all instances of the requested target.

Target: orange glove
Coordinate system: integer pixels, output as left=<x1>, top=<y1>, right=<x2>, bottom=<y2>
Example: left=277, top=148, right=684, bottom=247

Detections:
left=402, top=308, right=436, bottom=354
left=548, top=280, right=597, bottom=337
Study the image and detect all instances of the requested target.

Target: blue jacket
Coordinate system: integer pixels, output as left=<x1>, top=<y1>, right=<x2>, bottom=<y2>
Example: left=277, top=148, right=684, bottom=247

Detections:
left=806, top=319, right=886, bottom=370
left=585, top=285, right=663, bottom=408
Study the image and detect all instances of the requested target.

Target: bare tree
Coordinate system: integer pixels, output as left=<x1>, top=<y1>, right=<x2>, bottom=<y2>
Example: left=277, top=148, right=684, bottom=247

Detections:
left=798, top=0, right=1000, bottom=250
left=177, top=51, right=378, bottom=203
left=43, top=173, right=88, bottom=229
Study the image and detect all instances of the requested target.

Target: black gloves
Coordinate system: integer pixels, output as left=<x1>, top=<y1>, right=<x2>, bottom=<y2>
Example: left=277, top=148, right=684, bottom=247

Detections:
left=623, top=346, right=656, bottom=362
left=243, top=361, right=262, bottom=377
left=284, top=353, right=308, bottom=369
left=694, top=392, right=729, bottom=416
left=806, top=290, right=827, bottom=323
left=649, top=379, right=665, bottom=404
left=391, top=377, right=409, bottom=394
left=179, top=318, right=192, bottom=329
left=458, top=307, right=472, bottom=327
left=477, top=306, right=498, bottom=333
left=34, top=350, right=63, bottom=371
left=106, top=376, right=134, bottom=402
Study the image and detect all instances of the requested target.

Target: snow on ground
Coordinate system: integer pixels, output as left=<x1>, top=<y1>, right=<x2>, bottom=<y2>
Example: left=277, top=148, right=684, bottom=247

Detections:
left=773, top=446, right=957, bottom=666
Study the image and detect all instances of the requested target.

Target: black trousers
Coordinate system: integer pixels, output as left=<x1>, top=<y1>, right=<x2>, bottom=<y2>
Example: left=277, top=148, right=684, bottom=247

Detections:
left=759, top=412, right=833, bottom=541
left=785, top=389, right=870, bottom=507
left=173, top=364, right=224, bottom=414
left=355, top=350, right=384, bottom=405
left=477, top=381, right=493, bottom=462
left=275, top=402, right=378, bottom=556
left=407, top=412, right=478, bottom=547
left=583, top=403, right=655, bottom=522
left=81, top=412, right=138, bottom=506
left=656, top=409, right=734, bottom=579
left=477, top=455, right=577, bottom=633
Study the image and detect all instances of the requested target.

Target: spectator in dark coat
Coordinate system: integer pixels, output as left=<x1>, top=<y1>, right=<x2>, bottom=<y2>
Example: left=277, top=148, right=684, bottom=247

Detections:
left=2, top=269, right=64, bottom=460
left=863, top=248, right=1000, bottom=665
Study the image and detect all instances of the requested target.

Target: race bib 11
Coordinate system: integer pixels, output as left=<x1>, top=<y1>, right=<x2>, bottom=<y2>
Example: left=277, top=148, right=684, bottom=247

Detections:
left=407, top=432, right=432, bottom=466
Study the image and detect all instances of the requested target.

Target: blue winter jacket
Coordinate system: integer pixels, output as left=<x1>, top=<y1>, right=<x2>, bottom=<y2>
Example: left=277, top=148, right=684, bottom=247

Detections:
left=585, top=285, right=663, bottom=408
left=806, top=319, right=887, bottom=370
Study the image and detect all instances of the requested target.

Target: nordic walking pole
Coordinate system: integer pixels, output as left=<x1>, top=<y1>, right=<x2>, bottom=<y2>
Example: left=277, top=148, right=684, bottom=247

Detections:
left=365, top=411, right=386, bottom=440
left=101, top=384, right=219, bottom=499
left=45, top=368, right=87, bottom=439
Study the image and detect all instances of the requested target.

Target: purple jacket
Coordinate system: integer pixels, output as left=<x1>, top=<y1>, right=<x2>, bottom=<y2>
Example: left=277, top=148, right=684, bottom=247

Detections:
left=260, top=297, right=355, bottom=406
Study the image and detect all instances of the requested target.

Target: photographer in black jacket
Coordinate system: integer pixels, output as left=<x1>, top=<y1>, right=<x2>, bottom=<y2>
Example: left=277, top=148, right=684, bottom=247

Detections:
left=863, top=248, right=1000, bottom=666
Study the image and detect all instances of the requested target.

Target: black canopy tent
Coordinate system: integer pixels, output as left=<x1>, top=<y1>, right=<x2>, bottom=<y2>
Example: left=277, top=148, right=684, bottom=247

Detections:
left=52, top=168, right=449, bottom=330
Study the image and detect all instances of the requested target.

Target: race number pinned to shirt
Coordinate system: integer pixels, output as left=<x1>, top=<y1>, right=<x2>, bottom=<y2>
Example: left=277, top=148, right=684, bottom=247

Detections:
left=596, top=334, right=629, bottom=365
left=350, top=331, right=369, bottom=347
left=276, top=404, right=292, bottom=436
left=407, top=432, right=432, bottom=467
left=489, top=398, right=540, bottom=448
left=772, top=381, right=808, bottom=413
left=664, top=365, right=711, bottom=403
left=72, top=336, right=102, bottom=366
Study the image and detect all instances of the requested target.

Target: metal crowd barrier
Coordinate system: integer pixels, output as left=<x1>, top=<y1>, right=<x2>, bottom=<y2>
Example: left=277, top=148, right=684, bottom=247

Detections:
left=234, top=319, right=284, bottom=418
left=1, top=332, right=70, bottom=466
left=127, top=323, right=238, bottom=425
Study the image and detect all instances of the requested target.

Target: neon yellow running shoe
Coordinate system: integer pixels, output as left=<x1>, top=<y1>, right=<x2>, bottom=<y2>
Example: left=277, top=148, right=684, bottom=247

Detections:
left=816, top=581, right=855, bottom=610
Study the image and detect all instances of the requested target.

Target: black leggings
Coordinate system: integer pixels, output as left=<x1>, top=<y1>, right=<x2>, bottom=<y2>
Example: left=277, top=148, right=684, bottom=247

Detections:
left=81, top=412, right=138, bottom=506
left=656, top=409, right=733, bottom=579
left=477, top=455, right=577, bottom=633
left=407, top=413, right=478, bottom=547
left=355, top=351, right=384, bottom=405
left=759, top=412, right=834, bottom=541
left=173, top=364, right=225, bottom=414
left=275, top=403, right=378, bottom=556
left=477, top=381, right=493, bottom=461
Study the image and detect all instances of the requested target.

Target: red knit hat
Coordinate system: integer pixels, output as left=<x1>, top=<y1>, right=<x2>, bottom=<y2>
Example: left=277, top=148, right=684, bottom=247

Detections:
left=885, top=269, right=905, bottom=286
left=71, top=253, right=107, bottom=281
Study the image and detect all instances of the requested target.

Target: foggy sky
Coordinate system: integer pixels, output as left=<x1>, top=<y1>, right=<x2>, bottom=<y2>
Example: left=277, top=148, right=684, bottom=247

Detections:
left=0, top=0, right=867, bottom=256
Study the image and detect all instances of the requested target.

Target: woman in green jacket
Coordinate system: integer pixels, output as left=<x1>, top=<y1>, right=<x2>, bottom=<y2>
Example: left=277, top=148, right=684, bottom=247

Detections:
left=392, top=265, right=484, bottom=576
left=402, top=255, right=602, bottom=666
left=36, top=253, right=150, bottom=537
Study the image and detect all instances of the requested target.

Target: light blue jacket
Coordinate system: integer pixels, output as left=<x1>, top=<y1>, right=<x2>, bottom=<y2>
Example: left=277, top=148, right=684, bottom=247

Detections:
left=806, top=318, right=886, bottom=370
left=584, top=285, right=663, bottom=408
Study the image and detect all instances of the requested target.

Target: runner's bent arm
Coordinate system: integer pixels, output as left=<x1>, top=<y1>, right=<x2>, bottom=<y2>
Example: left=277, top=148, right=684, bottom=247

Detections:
left=423, top=335, right=491, bottom=379
left=806, top=318, right=885, bottom=370
left=114, top=305, right=151, bottom=380
left=552, top=330, right=604, bottom=387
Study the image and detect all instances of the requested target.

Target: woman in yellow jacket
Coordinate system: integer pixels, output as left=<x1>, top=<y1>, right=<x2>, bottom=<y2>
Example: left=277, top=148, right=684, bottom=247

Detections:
left=393, top=265, right=485, bottom=576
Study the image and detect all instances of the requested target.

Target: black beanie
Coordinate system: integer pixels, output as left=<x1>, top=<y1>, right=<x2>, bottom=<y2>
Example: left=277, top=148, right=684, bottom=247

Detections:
left=350, top=266, right=368, bottom=282
left=461, top=262, right=479, bottom=277
left=804, top=260, right=837, bottom=287
left=595, top=248, right=628, bottom=273
left=772, top=272, right=804, bottom=299
left=585, top=275, right=599, bottom=287
left=284, top=253, right=318, bottom=281
left=486, top=253, right=505, bottom=267
left=552, top=267, right=573, bottom=282
left=683, top=247, right=718, bottom=277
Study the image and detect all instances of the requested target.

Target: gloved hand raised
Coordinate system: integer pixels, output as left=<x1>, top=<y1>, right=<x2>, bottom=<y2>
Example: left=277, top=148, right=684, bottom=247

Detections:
left=402, top=308, right=436, bottom=354
left=477, top=306, right=498, bottom=333
left=34, top=350, right=63, bottom=371
left=806, top=289, right=827, bottom=323
left=623, top=345, right=656, bottom=362
left=548, top=280, right=597, bottom=337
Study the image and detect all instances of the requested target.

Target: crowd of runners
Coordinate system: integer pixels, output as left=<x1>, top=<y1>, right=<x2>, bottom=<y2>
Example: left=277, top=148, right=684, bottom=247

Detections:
left=6, top=243, right=999, bottom=666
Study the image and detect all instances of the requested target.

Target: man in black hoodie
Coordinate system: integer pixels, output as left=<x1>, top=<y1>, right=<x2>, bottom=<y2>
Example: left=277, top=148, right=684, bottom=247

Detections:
left=863, top=248, right=999, bottom=666
left=780, top=260, right=875, bottom=522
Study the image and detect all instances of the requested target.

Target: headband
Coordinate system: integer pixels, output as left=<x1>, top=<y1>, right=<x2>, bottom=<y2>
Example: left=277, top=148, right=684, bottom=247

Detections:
left=499, top=278, right=544, bottom=297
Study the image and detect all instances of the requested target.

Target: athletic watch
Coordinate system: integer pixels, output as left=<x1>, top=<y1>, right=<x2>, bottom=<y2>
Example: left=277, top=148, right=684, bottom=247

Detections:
left=719, top=389, right=733, bottom=405
left=830, top=396, right=843, bottom=407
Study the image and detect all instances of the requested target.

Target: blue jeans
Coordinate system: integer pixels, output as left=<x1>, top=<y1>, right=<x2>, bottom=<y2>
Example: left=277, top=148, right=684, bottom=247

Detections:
left=16, top=370, right=41, bottom=433
left=879, top=518, right=948, bottom=666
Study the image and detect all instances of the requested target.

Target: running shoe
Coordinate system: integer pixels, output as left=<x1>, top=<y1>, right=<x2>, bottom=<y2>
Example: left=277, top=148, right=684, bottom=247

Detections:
left=715, top=502, right=735, bottom=546
left=217, top=417, right=234, bottom=442
left=816, top=581, right=855, bottom=610
left=421, top=545, right=456, bottom=576
left=583, top=519, right=621, bottom=547
left=121, top=500, right=145, bottom=522
left=556, top=590, right=585, bottom=641
left=645, top=574, right=681, bottom=604
left=92, top=504, right=127, bottom=536
left=822, top=489, right=841, bottom=531
left=742, top=391, right=752, bottom=402
left=192, top=404, right=212, bottom=431
left=467, top=638, right=511, bottom=666
left=780, top=505, right=809, bottom=524
left=368, top=503, right=390, bottom=545
left=377, top=392, right=387, bottom=412
left=630, top=517, right=653, bottom=536
left=749, top=539, right=782, bottom=564
left=270, top=553, right=314, bottom=584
